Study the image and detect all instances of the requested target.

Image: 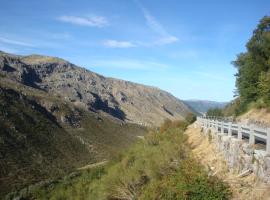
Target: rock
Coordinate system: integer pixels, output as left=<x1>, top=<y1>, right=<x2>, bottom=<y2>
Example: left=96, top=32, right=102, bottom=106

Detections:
left=210, top=128, right=270, bottom=183
left=237, top=169, right=252, bottom=178
left=0, top=51, right=193, bottom=126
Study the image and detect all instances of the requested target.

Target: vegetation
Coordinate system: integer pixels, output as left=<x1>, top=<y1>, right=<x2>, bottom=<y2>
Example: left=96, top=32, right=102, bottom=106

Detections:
left=185, top=112, right=197, bottom=124
left=5, top=166, right=106, bottom=200
left=222, top=98, right=241, bottom=116
left=206, top=108, right=224, bottom=117
left=17, top=120, right=231, bottom=200
left=232, top=16, right=270, bottom=114
left=0, top=83, right=146, bottom=197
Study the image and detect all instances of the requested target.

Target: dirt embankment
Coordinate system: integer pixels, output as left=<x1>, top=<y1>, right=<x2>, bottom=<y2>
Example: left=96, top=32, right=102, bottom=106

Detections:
left=237, top=108, right=270, bottom=127
left=186, top=124, right=270, bottom=200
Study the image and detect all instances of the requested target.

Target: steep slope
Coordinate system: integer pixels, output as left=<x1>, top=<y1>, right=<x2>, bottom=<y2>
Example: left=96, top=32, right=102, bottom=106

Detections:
left=0, top=50, right=193, bottom=196
left=0, top=51, right=192, bottom=126
left=184, top=100, right=227, bottom=114
left=0, top=78, right=146, bottom=197
left=0, top=86, right=90, bottom=196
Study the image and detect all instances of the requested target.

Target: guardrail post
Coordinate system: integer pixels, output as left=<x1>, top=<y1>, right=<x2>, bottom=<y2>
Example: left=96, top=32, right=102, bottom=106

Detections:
left=238, top=123, right=242, bottom=140
left=221, top=121, right=224, bottom=134
left=202, top=118, right=204, bottom=127
left=203, top=119, right=206, bottom=133
left=249, top=125, right=255, bottom=145
left=228, top=122, right=232, bottom=137
left=267, top=128, right=270, bottom=154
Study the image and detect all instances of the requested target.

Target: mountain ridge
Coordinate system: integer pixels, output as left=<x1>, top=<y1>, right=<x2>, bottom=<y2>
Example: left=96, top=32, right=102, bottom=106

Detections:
left=0, top=51, right=192, bottom=126
left=184, top=99, right=228, bottom=114
left=0, top=50, right=193, bottom=196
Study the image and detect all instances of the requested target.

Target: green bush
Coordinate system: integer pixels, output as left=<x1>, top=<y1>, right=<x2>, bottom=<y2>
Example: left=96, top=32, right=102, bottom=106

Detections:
left=21, top=120, right=231, bottom=200
left=87, top=121, right=231, bottom=199
left=185, top=112, right=197, bottom=124
left=159, top=119, right=189, bottom=133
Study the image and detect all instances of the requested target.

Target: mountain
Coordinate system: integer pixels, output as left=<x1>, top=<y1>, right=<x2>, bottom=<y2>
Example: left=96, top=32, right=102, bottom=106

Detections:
left=184, top=100, right=228, bottom=114
left=0, top=51, right=193, bottom=196
left=0, top=81, right=146, bottom=197
left=0, top=51, right=191, bottom=126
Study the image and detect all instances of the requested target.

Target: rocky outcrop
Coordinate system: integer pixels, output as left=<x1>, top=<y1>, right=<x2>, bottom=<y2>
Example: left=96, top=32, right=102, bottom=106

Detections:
left=0, top=51, right=192, bottom=126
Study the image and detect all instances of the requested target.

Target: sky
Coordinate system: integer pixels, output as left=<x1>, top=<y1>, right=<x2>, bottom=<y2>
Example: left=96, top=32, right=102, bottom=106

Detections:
left=0, top=0, right=270, bottom=102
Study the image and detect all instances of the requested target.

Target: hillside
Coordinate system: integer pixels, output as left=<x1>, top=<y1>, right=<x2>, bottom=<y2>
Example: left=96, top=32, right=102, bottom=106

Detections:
left=9, top=121, right=231, bottom=200
left=0, top=50, right=194, bottom=197
left=0, top=51, right=192, bottom=126
left=0, top=79, right=146, bottom=197
left=184, top=100, right=227, bottom=114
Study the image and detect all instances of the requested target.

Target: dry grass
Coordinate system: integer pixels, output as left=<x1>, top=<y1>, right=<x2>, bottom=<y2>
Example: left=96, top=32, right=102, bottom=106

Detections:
left=237, top=108, right=270, bottom=126
left=186, top=124, right=270, bottom=200
left=21, top=55, right=66, bottom=64
left=77, top=160, right=108, bottom=170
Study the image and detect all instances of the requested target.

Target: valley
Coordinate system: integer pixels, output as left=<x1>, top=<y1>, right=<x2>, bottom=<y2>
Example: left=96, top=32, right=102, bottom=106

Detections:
left=0, top=51, right=193, bottom=197
left=0, top=2, right=270, bottom=199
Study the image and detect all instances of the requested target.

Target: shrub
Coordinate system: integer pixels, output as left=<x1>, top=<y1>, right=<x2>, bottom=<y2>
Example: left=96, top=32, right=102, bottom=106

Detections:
left=185, top=112, right=197, bottom=124
left=208, top=130, right=212, bottom=143
left=22, top=120, right=231, bottom=200
left=86, top=120, right=231, bottom=199
left=160, top=119, right=189, bottom=133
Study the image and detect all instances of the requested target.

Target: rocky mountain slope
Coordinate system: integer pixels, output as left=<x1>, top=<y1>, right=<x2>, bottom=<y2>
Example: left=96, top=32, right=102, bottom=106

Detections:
left=184, top=100, right=227, bottom=114
left=0, top=50, right=193, bottom=197
left=0, top=78, right=146, bottom=197
left=0, top=51, right=192, bottom=126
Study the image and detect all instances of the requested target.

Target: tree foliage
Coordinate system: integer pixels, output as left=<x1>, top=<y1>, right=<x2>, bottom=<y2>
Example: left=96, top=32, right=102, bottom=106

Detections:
left=206, top=108, right=224, bottom=117
left=233, top=16, right=270, bottom=111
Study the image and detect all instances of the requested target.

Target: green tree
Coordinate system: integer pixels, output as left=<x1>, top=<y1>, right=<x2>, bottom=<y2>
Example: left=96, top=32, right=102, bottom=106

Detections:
left=258, top=71, right=270, bottom=105
left=233, top=16, right=270, bottom=112
left=206, top=108, right=224, bottom=117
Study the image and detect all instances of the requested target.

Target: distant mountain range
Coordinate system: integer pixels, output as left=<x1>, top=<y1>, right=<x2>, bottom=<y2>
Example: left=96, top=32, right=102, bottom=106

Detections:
left=184, top=100, right=228, bottom=114
left=0, top=51, right=193, bottom=196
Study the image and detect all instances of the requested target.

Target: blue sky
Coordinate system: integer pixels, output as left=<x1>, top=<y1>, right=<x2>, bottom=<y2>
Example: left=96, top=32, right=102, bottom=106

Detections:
left=0, top=0, right=269, bottom=101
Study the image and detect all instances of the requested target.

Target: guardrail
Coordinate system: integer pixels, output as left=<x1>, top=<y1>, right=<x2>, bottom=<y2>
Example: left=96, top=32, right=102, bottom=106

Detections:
left=197, top=116, right=270, bottom=154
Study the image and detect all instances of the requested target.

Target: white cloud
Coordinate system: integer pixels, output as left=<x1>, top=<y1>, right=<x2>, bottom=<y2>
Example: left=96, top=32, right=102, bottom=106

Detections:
left=138, top=3, right=179, bottom=45
left=142, top=8, right=167, bottom=36
left=154, top=36, right=179, bottom=45
left=0, top=37, right=34, bottom=47
left=57, top=15, right=108, bottom=27
left=102, top=40, right=137, bottom=48
left=91, top=59, right=168, bottom=71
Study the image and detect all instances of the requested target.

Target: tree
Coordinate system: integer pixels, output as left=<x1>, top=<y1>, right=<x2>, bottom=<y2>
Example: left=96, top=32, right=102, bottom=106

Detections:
left=206, top=108, right=223, bottom=117
left=258, top=71, right=270, bottom=105
left=233, top=16, right=270, bottom=112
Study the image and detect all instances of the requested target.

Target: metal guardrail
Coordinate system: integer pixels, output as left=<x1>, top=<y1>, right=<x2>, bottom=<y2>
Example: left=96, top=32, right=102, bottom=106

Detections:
left=197, top=116, right=270, bottom=154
